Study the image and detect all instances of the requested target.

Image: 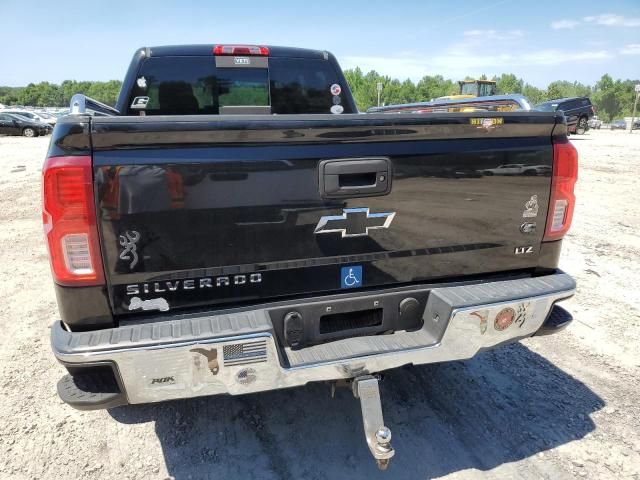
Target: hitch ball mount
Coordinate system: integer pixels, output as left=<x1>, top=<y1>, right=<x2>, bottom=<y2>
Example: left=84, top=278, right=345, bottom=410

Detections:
left=351, top=375, right=395, bottom=470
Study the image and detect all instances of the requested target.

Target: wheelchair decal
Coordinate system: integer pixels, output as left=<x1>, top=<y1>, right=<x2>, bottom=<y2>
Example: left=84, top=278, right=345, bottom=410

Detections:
left=341, top=266, right=363, bottom=289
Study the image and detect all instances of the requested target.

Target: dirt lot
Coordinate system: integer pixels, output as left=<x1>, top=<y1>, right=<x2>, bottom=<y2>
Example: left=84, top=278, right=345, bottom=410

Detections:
left=0, top=130, right=638, bottom=480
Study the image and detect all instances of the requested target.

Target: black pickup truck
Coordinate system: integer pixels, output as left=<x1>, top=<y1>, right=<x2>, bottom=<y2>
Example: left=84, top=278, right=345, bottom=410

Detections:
left=45, top=44, right=577, bottom=469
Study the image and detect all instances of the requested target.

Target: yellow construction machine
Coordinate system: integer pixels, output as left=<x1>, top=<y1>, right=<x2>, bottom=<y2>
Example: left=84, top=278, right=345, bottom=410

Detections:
left=437, top=79, right=497, bottom=101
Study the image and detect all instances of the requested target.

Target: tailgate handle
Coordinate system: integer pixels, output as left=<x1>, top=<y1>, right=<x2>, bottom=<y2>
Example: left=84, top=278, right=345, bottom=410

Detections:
left=319, top=158, right=392, bottom=198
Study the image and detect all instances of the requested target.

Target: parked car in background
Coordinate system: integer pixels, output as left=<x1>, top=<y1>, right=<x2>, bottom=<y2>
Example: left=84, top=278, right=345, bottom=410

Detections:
left=51, top=109, right=70, bottom=118
left=2, top=109, right=56, bottom=125
left=588, top=116, right=602, bottom=129
left=526, top=165, right=552, bottom=176
left=482, top=163, right=527, bottom=175
left=33, top=111, right=58, bottom=125
left=534, top=97, right=595, bottom=135
left=610, top=119, right=627, bottom=130
left=0, top=112, right=51, bottom=137
left=482, top=163, right=550, bottom=176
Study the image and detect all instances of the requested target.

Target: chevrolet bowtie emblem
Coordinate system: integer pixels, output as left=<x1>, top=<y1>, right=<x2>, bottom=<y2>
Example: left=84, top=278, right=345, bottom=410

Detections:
left=314, top=208, right=396, bottom=238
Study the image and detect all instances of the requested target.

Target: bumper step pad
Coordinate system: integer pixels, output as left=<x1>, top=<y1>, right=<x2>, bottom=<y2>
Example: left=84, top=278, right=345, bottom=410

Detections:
left=535, top=304, right=574, bottom=336
left=286, top=273, right=575, bottom=367
left=57, top=370, right=127, bottom=410
left=286, top=329, right=436, bottom=366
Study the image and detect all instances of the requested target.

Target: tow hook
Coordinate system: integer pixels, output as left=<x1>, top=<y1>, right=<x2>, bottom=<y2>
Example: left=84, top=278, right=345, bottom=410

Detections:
left=352, top=375, right=395, bottom=470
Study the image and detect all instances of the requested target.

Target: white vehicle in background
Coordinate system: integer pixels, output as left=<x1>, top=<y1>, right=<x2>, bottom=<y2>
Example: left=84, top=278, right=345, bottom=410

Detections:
left=482, top=164, right=527, bottom=176
left=588, top=116, right=602, bottom=129
left=2, top=109, right=56, bottom=125
left=34, top=111, right=58, bottom=124
left=483, top=163, right=551, bottom=176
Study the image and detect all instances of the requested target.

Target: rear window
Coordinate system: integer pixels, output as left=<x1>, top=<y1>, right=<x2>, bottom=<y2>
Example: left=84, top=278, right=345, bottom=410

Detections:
left=560, top=99, right=590, bottom=111
left=7, top=111, right=33, bottom=118
left=218, top=68, right=269, bottom=107
left=126, top=56, right=352, bottom=115
left=269, top=57, right=345, bottom=114
left=535, top=103, right=558, bottom=112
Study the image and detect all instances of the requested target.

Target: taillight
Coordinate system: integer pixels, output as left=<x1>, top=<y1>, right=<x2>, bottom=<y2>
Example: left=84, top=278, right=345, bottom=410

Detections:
left=213, top=44, right=269, bottom=56
left=544, top=140, right=578, bottom=241
left=42, top=156, right=104, bottom=286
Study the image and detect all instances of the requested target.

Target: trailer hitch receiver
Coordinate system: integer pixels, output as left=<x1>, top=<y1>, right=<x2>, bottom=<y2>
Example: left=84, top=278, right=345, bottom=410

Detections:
left=352, top=375, right=395, bottom=470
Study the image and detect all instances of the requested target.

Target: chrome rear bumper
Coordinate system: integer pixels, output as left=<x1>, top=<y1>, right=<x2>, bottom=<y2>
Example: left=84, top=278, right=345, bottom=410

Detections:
left=52, top=273, right=575, bottom=406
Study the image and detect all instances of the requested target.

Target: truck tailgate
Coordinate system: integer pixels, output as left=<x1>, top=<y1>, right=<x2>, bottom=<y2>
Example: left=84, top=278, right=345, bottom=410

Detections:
left=91, top=112, right=561, bottom=315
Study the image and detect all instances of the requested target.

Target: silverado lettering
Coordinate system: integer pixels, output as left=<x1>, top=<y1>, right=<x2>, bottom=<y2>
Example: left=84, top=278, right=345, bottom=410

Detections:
left=125, top=274, right=263, bottom=295
left=44, top=43, right=577, bottom=470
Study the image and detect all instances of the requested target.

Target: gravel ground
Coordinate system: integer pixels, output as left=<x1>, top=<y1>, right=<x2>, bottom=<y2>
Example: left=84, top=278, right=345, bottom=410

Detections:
left=0, top=130, right=638, bottom=480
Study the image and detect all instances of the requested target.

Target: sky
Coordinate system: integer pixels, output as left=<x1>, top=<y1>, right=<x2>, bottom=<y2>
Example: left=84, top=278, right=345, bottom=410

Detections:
left=1, top=0, right=639, bottom=88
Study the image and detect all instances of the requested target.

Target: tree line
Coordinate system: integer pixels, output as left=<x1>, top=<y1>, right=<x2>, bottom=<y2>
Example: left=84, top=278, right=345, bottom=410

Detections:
left=0, top=80, right=121, bottom=110
left=1, top=72, right=637, bottom=122
left=345, top=69, right=638, bottom=121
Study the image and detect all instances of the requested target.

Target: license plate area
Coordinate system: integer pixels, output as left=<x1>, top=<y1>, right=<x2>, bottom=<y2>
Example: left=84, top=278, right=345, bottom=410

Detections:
left=319, top=308, right=383, bottom=334
left=268, top=290, right=428, bottom=350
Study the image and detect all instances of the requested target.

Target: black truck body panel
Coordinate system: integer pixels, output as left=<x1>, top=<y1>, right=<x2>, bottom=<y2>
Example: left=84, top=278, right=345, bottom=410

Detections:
left=46, top=45, right=568, bottom=329
left=85, top=112, right=562, bottom=317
